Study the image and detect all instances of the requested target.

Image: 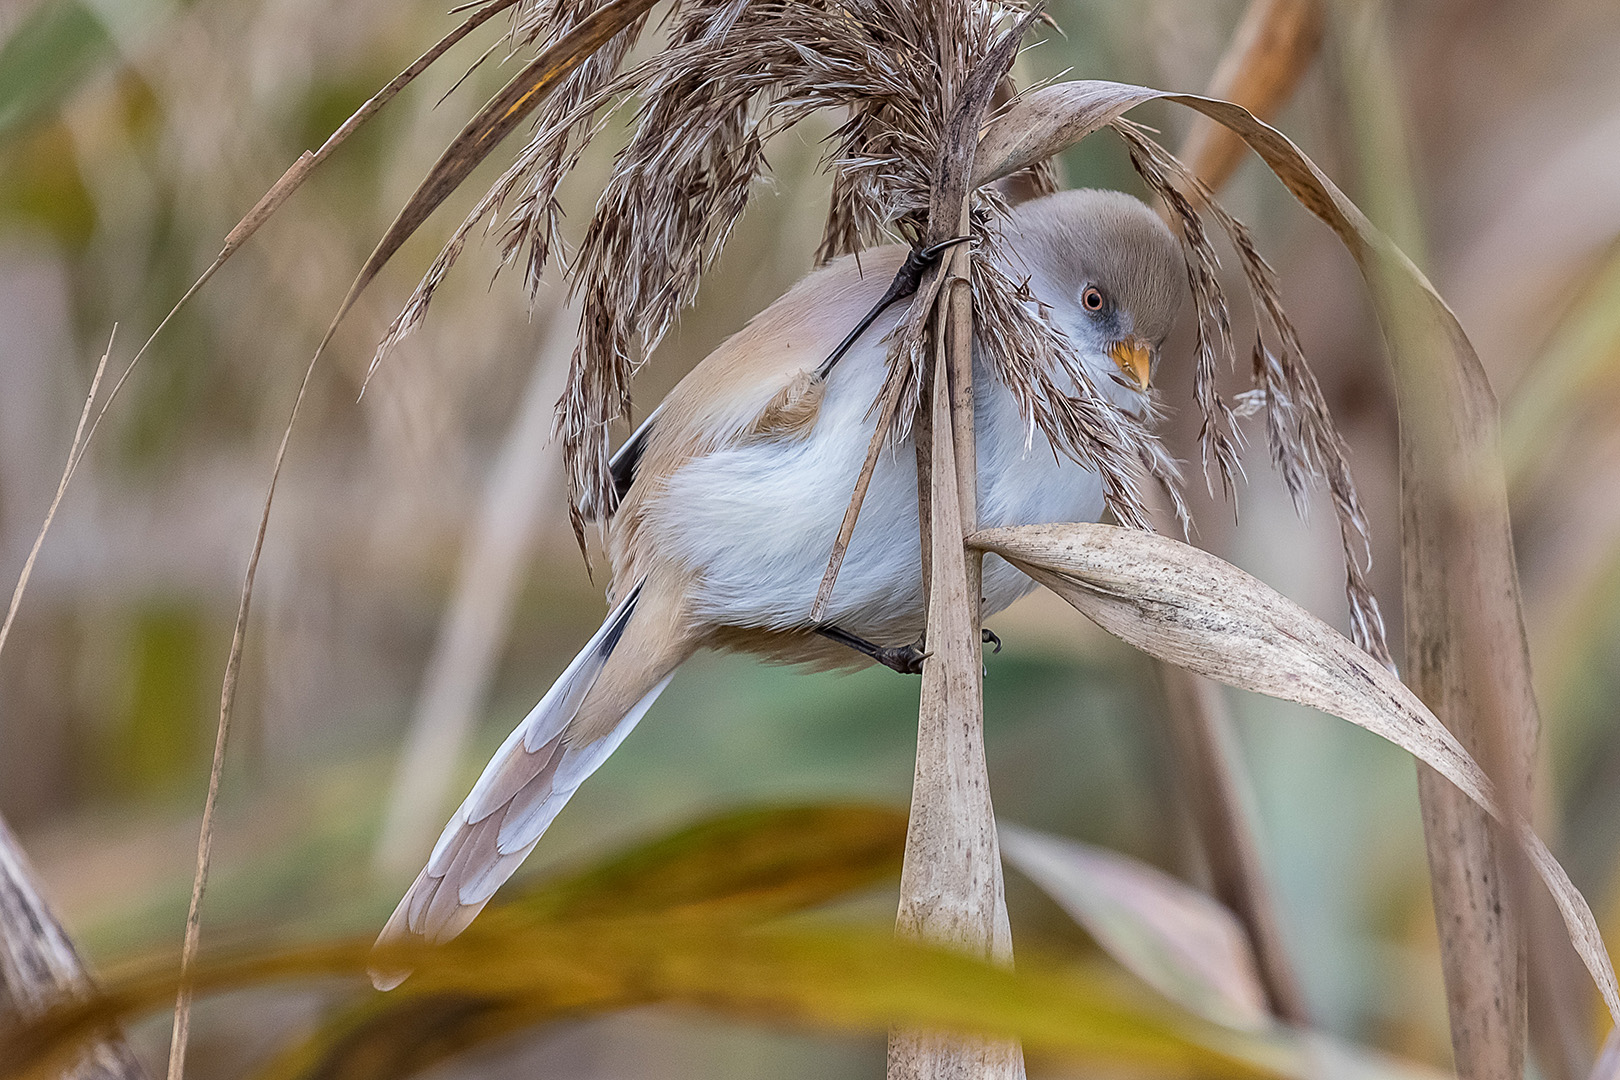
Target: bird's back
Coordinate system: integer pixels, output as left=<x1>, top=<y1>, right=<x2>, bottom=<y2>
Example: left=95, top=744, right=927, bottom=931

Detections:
left=607, top=245, right=910, bottom=590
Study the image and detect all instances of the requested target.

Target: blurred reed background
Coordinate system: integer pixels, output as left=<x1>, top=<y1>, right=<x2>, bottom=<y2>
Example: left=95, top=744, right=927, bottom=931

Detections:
left=2, top=0, right=1619, bottom=1075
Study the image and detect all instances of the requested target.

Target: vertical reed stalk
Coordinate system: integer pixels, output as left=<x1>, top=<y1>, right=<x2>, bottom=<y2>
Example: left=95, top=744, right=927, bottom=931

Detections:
left=1180, top=0, right=1323, bottom=195
left=1337, top=7, right=1534, bottom=1071
left=888, top=238, right=1024, bottom=1080
left=1157, top=667, right=1310, bottom=1023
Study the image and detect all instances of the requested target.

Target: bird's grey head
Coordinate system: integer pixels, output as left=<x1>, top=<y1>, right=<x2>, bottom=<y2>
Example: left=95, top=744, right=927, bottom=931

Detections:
left=998, top=188, right=1185, bottom=400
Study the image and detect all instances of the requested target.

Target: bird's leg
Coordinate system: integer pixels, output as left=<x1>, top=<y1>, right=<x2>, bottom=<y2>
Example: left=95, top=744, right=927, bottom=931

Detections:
left=814, top=235, right=976, bottom=380
left=814, top=625, right=930, bottom=675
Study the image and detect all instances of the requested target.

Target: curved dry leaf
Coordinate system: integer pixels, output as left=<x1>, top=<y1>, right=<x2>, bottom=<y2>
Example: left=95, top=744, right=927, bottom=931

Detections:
left=999, top=823, right=1272, bottom=1032
left=968, top=522, right=1620, bottom=1025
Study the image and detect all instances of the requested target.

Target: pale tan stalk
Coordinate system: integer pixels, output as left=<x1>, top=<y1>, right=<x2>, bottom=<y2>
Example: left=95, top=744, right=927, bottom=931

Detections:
left=1180, top=0, right=1323, bottom=195
left=888, top=243, right=1023, bottom=1080
left=883, top=17, right=1030, bottom=1076
left=0, top=816, right=147, bottom=1080
left=1337, top=9, right=1532, bottom=1074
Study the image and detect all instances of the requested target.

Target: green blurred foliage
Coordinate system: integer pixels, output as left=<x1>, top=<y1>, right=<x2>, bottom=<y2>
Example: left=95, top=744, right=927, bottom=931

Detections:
left=0, top=0, right=113, bottom=146
left=106, top=603, right=212, bottom=796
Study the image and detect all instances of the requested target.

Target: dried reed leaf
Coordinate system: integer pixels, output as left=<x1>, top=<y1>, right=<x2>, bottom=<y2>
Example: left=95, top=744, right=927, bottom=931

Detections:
left=967, top=521, right=1620, bottom=1026
left=999, top=824, right=1272, bottom=1032
left=978, top=79, right=1504, bottom=667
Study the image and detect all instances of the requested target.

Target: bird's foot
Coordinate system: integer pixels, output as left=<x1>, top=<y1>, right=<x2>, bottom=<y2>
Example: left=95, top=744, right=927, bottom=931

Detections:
left=814, top=625, right=929, bottom=675
left=981, top=628, right=1002, bottom=654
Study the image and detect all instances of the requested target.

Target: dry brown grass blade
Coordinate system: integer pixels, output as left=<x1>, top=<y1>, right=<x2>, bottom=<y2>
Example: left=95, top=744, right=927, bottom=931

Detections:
left=968, top=522, right=1620, bottom=1028
left=1, top=815, right=147, bottom=1080
left=0, top=329, right=110, bottom=665
left=164, top=344, right=323, bottom=1080
left=340, top=0, right=657, bottom=350
left=1179, top=0, right=1323, bottom=193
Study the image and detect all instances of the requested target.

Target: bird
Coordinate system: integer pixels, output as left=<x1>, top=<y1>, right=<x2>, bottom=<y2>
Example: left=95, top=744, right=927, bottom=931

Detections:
left=372, top=188, right=1184, bottom=980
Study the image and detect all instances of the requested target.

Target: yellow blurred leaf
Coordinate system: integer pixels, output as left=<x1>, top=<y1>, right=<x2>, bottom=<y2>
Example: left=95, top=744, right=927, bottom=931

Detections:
left=3, top=918, right=1288, bottom=1080
left=259, top=803, right=911, bottom=1080
left=502, top=803, right=909, bottom=923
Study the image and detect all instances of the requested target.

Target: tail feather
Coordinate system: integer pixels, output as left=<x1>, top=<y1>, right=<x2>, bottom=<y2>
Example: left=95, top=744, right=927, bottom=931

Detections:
left=373, top=577, right=687, bottom=988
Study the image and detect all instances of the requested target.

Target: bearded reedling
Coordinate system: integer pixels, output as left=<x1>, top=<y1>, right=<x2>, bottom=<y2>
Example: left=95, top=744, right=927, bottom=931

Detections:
left=372, top=188, right=1185, bottom=980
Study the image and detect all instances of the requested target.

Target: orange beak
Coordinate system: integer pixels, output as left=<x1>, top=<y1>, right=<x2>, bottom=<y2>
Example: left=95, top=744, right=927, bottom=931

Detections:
left=1107, top=337, right=1153, bottom=390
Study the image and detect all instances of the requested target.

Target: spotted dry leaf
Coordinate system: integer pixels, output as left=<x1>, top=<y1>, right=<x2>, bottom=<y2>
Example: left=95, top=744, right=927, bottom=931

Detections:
left=970, top=521, right=1620, bottom=1028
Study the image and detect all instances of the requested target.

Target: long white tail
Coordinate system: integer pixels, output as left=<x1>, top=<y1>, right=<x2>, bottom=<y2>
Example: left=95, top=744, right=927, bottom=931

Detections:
left=373, top=579, right=677, bottom=986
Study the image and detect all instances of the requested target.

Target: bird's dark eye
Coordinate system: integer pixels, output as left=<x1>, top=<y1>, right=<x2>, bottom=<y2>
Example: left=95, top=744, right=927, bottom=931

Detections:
left=1081, top=286, right=1105, bottom=312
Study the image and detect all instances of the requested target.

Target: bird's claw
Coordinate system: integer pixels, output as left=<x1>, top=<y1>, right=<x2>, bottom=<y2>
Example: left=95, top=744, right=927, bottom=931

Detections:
left=872, top=640, right=930, bottom=675
left=981, top=628, right=1002, bottom=654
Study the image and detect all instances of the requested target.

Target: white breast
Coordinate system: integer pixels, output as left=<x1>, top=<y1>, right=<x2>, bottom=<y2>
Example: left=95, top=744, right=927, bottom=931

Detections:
left=643, top=341, right=1107, bottom=644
